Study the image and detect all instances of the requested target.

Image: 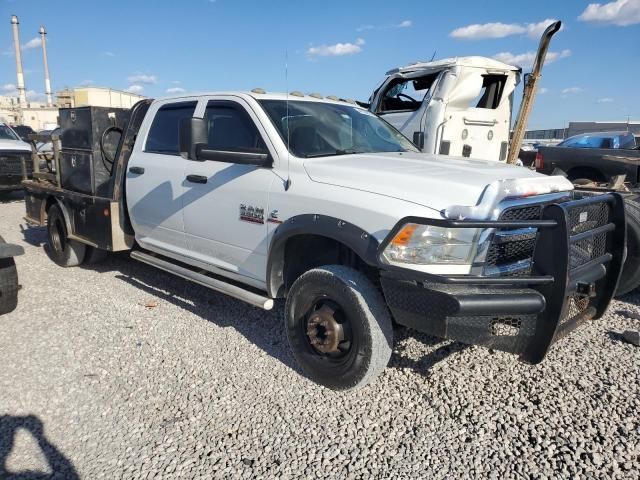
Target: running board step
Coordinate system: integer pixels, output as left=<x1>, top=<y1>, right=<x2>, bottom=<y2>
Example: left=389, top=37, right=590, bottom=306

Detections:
left=130, top=250, right=274, bottom=310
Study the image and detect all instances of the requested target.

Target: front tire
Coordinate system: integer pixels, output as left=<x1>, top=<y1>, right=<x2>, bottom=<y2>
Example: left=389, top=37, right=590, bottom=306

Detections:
left=285, top=265, right=393, bottom=390
left=617, top=198, right=640, bottom=296
left=46, top=204, right=86, bottom=267
left=0, top=235, right=19, bottom=315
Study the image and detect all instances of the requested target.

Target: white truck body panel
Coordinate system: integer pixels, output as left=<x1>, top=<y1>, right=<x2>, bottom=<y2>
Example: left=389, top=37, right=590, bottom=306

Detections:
left=369, top=56, right=520, bottom=162
left=126, top=92, right=565, bottom=288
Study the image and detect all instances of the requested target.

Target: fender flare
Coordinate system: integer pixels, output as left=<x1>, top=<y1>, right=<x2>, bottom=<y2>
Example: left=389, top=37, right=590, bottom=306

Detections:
left=266, top=214, right=381, bottom=298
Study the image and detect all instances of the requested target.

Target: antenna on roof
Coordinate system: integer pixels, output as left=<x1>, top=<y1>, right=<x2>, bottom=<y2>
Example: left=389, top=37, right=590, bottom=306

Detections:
left=429, top=50, right=437, bottom=62
left=284, top=49, right=292, bottom=191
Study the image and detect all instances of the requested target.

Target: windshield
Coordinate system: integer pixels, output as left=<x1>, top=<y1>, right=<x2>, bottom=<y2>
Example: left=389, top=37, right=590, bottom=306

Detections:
left=259, top=100, right=419, bottom=158
left=0, top=124, right=20, bottom=141
left=558, top=133, right=635, bottom=149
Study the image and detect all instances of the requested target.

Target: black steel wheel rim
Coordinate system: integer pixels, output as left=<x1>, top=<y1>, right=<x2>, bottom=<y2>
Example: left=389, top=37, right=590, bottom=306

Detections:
left=301, top=297, right=354, bottom=361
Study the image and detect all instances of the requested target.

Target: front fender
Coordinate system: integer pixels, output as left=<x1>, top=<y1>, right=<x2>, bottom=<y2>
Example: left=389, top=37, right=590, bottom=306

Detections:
left=266, top=214, right=380, bottom=298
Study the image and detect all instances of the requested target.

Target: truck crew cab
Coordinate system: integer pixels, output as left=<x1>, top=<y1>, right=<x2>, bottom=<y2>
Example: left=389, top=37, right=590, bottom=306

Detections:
left=22, top=92, right=625, bottom=390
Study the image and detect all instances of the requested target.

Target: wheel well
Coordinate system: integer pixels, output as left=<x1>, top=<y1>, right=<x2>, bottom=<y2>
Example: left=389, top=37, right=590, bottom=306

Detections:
left=281, top=234, right=377, bottom=296
left=566, top=167, right=606, bottom=183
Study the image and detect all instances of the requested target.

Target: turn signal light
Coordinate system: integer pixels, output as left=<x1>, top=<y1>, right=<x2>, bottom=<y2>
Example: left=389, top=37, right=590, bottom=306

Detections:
left=391, top=224, right=418, bottom=247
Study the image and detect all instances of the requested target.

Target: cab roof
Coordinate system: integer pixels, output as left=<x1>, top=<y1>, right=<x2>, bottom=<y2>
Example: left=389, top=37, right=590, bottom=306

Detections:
left=157, top=91, right=365, bottom=107
left=387, top=56, right=520, bottom=76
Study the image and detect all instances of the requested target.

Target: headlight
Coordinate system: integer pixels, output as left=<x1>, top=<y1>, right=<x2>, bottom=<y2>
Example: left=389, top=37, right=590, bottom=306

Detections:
left=381, top=223, right=482, bottom=274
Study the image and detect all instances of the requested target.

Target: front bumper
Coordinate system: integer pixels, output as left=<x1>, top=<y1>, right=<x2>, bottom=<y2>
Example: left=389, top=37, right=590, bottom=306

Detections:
left=379, top=192, right=626, bottom=364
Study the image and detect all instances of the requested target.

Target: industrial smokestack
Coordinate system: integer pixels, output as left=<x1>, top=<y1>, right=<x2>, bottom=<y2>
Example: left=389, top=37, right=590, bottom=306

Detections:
left=39, top=25, right=52, bottom=106
left=10, top=15, right=27, bottom=106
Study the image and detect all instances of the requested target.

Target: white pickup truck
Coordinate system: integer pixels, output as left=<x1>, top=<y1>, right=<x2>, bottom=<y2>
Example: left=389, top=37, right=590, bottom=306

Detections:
left=22, top=92, right=625, bottom=390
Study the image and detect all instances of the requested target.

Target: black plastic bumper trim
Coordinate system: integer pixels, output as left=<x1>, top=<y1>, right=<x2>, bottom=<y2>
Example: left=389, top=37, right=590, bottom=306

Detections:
left=0, top=243, right=24, bottom=258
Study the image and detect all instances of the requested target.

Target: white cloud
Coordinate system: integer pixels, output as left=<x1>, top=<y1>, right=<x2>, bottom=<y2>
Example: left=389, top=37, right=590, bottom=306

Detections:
left=451, top=22, right=525, bottom=39
left=127, top=74, right=157, bottom=84
left=356, top=24, right=374, bottom=32
left=1, top=83, right=16, bottom=92
left=169, top=80, right=181, bottom=84
left=525, top=19, right=563, bottom=39
left=166, top=87, right=186, bottom=94
left=493, top=49, right=571, bottom=68
left=597, top=97, right=614, bottom=103
left=78, top=80, right=94, bottom=87
left=561, top=87, right=584, bottom=94
left=22, top=37, right=42, bottom=49
left=103, top=51, right=115, bottom=57
left=356, top=20, right=412, bottom=32
left=307, top=38, right=365, bottom=57
left=26, top=90, right=47, bottom=102
left=451, top=18, right=560, bottom=40
left=579, top=0, right=640, bottom=26
left=539, top=87, right=549, bottom=94
left=126, top=85, right=144, bottom=94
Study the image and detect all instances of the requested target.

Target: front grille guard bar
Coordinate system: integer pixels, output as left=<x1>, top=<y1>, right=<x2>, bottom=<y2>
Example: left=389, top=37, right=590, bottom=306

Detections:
left=377, top=192, right=626, bottom=364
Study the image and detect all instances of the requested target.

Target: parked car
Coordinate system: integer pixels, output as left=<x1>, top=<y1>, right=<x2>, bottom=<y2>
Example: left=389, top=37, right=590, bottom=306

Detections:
left=10, top=124, right=35, bottom=142
left=0, top=123, right=32, bottom=192
left=536, top=131, right=640, bottom=184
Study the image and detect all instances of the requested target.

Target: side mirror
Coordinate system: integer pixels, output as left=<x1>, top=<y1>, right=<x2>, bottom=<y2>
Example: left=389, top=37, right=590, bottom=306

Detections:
left=195, top=146, right=272, bottom=167
left=179, top=117, right=207, bottom=160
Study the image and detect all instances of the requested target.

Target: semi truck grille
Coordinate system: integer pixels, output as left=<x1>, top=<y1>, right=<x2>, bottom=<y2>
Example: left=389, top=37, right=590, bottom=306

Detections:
left=0, top=152, right=32, bottom=176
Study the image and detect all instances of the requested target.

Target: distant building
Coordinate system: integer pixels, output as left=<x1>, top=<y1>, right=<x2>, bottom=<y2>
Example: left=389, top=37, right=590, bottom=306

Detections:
left=525, top=121, right=640, bottom=141
left=0, top=86, right=145, bottom=131
left=57, top=87, right=145, bottom=109
left=0, top=96, right=58, bottom=130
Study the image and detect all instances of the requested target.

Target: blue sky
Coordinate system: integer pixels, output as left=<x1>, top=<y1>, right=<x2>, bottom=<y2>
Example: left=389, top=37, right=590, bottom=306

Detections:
left=1, top=0, right=639, bottom=129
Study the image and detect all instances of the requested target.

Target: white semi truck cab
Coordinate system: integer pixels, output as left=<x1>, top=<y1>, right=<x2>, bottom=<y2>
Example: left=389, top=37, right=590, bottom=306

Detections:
left=22, top=92, right=625, bottom=390
left=368, top=57, right=520, bottom=162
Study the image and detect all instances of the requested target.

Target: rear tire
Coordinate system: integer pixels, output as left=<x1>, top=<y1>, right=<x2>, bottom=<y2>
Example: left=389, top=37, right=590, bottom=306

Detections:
left=617, top=197, right=640, bottom=296
left=46, top=204, right=86, bottom=267
left=0, top=236, right=19, bottom=315
left=83, top=246, right=109, bottom=265
left=285, top=265, right=393, bottom=390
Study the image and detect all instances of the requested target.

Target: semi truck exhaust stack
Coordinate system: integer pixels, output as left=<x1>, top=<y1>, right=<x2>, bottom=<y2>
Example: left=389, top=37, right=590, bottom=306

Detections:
left=507, top=20, right=562, bottom=165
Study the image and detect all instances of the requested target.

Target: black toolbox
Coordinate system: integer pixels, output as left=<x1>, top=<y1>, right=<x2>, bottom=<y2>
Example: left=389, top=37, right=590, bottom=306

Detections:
left=58, top=106, right=131, bottom=197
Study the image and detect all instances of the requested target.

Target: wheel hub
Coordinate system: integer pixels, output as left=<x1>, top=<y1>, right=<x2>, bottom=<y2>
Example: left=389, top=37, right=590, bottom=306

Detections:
left=306, top=304, right=344, bottom=354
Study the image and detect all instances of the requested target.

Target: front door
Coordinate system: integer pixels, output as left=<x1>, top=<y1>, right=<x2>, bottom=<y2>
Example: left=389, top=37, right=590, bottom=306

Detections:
left=181, top=97, right=278, bottom=285
left=126, top=100, right=197, bottom=256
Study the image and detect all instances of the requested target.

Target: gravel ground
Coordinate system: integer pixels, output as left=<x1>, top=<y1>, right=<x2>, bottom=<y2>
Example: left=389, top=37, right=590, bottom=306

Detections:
left=1, top=193, right=639, bottom=479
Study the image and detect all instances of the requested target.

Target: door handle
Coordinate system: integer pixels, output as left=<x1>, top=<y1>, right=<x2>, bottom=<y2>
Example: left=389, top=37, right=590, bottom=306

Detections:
left=186, top=174, right=208, bottom=184
left=129, top=166, right=145, bottom=174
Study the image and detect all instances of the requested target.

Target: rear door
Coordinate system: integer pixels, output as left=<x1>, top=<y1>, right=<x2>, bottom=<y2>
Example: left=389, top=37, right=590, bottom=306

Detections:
left=126, top=99, right=197, bottom=256
left=181, top=96, right=278, bottom=285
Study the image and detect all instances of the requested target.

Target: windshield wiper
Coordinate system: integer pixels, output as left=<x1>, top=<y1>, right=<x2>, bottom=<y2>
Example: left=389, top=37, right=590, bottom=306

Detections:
left=304, top=149, right=360, bottom=158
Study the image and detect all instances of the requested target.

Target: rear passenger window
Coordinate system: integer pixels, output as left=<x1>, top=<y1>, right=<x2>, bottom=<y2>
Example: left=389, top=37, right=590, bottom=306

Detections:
left=204, top=101, right=266, bottom=152
left=145, top=101, right=197, bottom=155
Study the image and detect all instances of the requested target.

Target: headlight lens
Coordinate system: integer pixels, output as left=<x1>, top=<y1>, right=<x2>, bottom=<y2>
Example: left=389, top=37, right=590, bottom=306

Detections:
left=382, top=223, right=481, bottom=269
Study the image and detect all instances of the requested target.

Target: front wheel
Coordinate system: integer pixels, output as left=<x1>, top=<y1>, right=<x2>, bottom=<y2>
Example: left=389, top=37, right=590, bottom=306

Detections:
left=285, top=265, right=393, bottom=390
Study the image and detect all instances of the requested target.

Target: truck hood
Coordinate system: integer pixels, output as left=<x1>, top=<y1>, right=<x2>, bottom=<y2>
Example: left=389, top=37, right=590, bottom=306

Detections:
left=303, top=151, right=545, bottom=212
left=0, top=139, right=31, bottom=152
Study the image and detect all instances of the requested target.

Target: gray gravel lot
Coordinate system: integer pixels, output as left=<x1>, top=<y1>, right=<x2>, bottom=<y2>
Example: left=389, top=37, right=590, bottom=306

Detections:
left=1, top=194, right=639, bottom=479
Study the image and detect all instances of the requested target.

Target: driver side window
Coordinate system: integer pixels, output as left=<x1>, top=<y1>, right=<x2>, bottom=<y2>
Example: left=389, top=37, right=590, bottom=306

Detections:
left=378, top=74, right=437, bottom=113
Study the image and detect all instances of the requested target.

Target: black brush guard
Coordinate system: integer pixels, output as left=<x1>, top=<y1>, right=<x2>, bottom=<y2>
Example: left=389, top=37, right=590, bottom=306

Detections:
left=378, top=193, right=626, bottom=364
